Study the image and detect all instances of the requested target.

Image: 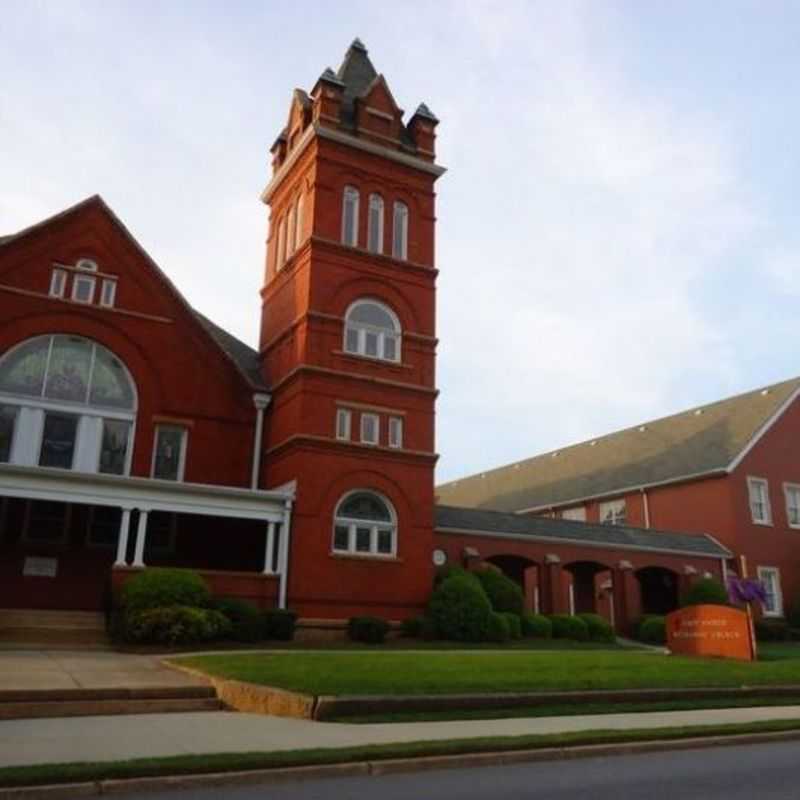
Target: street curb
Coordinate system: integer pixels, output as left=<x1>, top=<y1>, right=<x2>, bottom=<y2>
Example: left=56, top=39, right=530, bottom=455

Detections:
left=4, top=728, right=800, bottom=798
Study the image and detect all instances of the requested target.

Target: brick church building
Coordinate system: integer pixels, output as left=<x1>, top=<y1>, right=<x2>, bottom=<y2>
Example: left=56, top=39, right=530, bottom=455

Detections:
left=0, top=40, right=733, bottom=637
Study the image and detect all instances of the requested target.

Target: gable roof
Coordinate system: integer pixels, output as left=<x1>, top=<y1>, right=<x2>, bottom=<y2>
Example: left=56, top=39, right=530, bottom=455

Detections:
left=436, top=377, right=800, bottom=512
left=436, top=505, right=730, bottom=559
left=1, top=195, right=268, bottom=392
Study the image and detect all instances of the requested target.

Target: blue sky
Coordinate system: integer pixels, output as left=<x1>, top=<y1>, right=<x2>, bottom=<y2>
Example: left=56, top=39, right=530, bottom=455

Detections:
left=2, top=1, right=800, bottom=483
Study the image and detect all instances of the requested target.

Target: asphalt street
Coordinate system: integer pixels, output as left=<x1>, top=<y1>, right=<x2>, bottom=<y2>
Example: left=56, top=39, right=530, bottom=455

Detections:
left=115, top=740, right=800, bottom=799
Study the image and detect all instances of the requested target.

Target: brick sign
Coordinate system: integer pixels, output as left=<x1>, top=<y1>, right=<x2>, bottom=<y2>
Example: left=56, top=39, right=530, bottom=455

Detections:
left=666, top=604, right=753, bottom=661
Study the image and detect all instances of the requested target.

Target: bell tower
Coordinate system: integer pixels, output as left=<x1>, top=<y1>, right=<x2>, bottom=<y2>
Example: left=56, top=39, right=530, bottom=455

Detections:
left=259, top=39, right=445, bottom=620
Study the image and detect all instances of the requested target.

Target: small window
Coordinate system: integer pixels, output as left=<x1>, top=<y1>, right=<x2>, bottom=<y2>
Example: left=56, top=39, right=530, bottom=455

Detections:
left=72, top=274, right=96, bottom=304
left=342, top=186, right=360, bottom=247
left=757, top=566, right=783, bottom=617
left=360, top=413, right=379, bottom=445
left=336, top=408, right=351, bottom=441
left=343, top=300, right=401, bottom=363
left=561, top=506, right=586, bottom=522
left=599, top=499, right=626, bottom=526
left=152, top=425, right=187, bottom=481
left=49, top=269, right=67, bottom=298
left=747, top=477, right=771, bottom=525
left=100, top=279, right=117, bottom=308
left=368, top=194, right=384, bottom=254
left=39, top=413, right=79, bottom=469
left=388, top=416, right=403, bottom=448
left=784, top=483, right=800, bottom=528
left=392, top=201, right=408, bottom=260
left=276, top=217, right=286, bottom=269
left=287, top=203, right=296, bottom=257
left=332, top=491, right=397, bottom=557
left=0, top=405, right=18, bottom=462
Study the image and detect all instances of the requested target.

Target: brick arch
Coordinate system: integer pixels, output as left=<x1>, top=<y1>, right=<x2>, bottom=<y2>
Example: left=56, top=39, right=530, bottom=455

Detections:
left=329, top=276, right=420, bottom=334
left=564, top=560, right=614, bottom=616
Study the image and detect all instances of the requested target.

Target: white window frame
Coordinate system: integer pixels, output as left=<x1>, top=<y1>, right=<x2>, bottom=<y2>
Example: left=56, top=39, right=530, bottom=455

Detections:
left=341, top=186, right=360, bottom=247
left=332, top=490, right=398, bottom=558
left=75, top=258, right=98, bottom=272
left=99, top=279, right=117, bottom=308
left=71, top=273, right=96, bottom=304
left=360, top=412, right=380, bottom=446
left=49, top=269, right=67, bottom=298
left=151, top=425, right=188, bottom=482
left=561, top=506, right=586, bottom=522
left=783, top=482, right=800, bottom=529
left=747, top=476, right=772, bottom=525
left=757, top=566, right=783, bottom=617
left=336, top=408, right=352, bottom=441
left=392, top=201, right=408, bottom=260
left=599, top=499, right=626, bottom=526
left=388, top=416, right=403, bottom=449
left=343, top=300, right=402, bottom=363
left=367, top=193, right=384, bottom=254
left=276, top=217, right=286, bottom=269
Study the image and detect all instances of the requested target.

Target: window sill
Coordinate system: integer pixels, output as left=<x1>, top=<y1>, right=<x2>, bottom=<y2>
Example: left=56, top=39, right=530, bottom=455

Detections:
left=751, top=520, right=773, bottom=527
left=333, top=350, right=412, bottom=371
left=329, top=550, right=402, bottom=563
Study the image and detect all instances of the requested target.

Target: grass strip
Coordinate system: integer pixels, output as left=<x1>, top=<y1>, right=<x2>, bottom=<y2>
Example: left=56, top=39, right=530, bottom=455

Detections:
left=334, top=695, right=800, bottom=723
left=3, top=719, right=800, bottom=789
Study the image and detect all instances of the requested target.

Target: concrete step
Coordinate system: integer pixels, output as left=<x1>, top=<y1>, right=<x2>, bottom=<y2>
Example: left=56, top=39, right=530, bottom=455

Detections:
left=0, top=686, right=223, bottom=720
left=0, top=627, right=110, bottom=645
left=0, top=608, right=108, bottom=646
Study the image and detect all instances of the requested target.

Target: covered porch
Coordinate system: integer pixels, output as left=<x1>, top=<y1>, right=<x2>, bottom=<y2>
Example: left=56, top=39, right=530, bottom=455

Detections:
left=0, top=464, right=293, bottom=613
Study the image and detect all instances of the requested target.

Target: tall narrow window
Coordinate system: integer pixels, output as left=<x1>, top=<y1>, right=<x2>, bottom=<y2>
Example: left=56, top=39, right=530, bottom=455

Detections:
left=39, top=413, right=79, bottom=469
left=0, top=405, right=17, bottom=462
left=336, top=408, right=351, bottom=441
left=49, top=269, right=67, bottom=298
left=757, top=566, right=783, bottom=617
left=342, top=186, right=359, bottom=247
left=747, top=477, right=771, bottom=525
left=784, top=483, right=800, bottom=528
left=295, top=193, right=304, bottom=248
left=72, top=273, right=96, bottom=304
left=100, top=279, right=117, bottom=308
left=388, top=416, right=403, bottom=449
left=152, top=425, right=187, bottom=481
left=99, top=419, right=131, bottom=475
left=368, top=194, right=384, bottom=254
left=392, top=201, right=408, bottom=260
left=360, top=413, right=379, bottom=445
left=287, top=203, right=296, bottom=257
left=276, top=217, right=286, bottom=269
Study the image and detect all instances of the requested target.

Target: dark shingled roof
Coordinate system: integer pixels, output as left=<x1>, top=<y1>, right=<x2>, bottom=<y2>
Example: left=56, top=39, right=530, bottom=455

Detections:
left=436, top=505, right=730, bottom=559
left=436, top=377, right=800, bottom=512
left=192, top=311, right=267, bottom=391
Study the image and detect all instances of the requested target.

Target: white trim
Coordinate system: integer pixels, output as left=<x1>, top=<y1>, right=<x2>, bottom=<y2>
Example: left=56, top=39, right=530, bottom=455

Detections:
left=336, top=408, right=352, bottom=441
left=746, top=475, right=772, bottom=525
left=332, top=489, right=398, bottom=558
left=279, top=499, right=293, bottom=609
left=435, top=525, right=732, bottom=560
left=782, top=482, right=800, bottom=529
left=360, top=412, right=380, bottom=445
left=151, top=425, right=188, bottom=482
left=343, top=298, right=402, bottom=363
left=756, top=565, right=783, bottom=617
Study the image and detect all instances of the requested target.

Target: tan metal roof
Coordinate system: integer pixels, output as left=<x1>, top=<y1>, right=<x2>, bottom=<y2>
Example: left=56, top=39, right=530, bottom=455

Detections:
left=436, top=377, right=800, bottom=512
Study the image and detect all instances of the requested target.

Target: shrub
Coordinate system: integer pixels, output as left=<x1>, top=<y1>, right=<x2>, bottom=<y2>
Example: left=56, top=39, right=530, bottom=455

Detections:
left=681, top=577, right=728, bottom=608
left=474, top=569, right=524, bottom=616
left=500, top=612, right=522, bottom=640
left=419, top=616, right=439, bottom=641
left=755, top=619, right=790, bottom=642
left=263, top=609, right=297, bottom=641
left=520, top=612, right=552, bottom=639
left=215, top=597, right=264, bottom=642
left=348, top=616, right=391, bottom=644
left=485, top=611, right=511, bottom=643
left=400, top=617, right=422, bottom=637
left=428, top=574, right=492, bottom=642
left=121, top=568, right=210, bottom=613
left=638, top=615, right=666, bottom=645
left=124, top=605, right=231, bottom=645
left=577, top=613, right=615, bottom=643
left=433, top=564, right=479, bottom=588
left=548, top=614, right=589, bottom=642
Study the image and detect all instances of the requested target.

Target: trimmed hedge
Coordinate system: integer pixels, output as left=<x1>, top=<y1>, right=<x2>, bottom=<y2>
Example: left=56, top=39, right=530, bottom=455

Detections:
left=121, top=568, right=210, bottom=613
left=500, top=612, right=522, bottom=640
left=474, top=569, right=524, bottom=616
left=548, top=614, right=589, bottom=642
left=215, top=597, right=263, bottom=643
left=638, top=615, right=667, bottom=645
left=263, top=609, right=297, bottom=641
left=681, top=577, right=728, bottom=608
left=485, top=611, right=511, bottom=643
left=348, top=616, right=391, bottom=644
left=521, top=612, right=552, bottom=639
left=433, top=564, right=480, bottom=588
left=428, top=574, right=492, bottom=642
left=124, top=605, right=231, bottom=645
left=577, top=613, right=615, bottom=643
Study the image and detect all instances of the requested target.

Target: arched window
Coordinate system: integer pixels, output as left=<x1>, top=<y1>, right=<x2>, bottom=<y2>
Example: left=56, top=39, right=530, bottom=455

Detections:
left=341, top=186, right=360, bottom=247
left=392, top=201, right=408, bottom=260
left=276, top=217, right=287, bottom=269
left=368, top=193, right=384, bottom=254
left=286, top=203, right=296, bottom=257
left=295, top=193, right=304, bottom=248
left=333, top=490, right=397, bottom=556
left=343, top=300, right=401, bottom=362
left=0, top=335, right=137, bottom=475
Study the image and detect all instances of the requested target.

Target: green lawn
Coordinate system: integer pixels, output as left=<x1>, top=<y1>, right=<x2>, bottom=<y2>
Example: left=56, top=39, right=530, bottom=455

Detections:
left=175, top=649, right=800, bottom=696
left=758, top=643, right=800, bottom=661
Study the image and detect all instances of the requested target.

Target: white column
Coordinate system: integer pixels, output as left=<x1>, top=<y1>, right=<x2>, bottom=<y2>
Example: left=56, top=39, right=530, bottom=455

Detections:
left=262, top=520, right=276, bottom=574
left=278, top=500, right=293, bottom=610
left=251, top=394, right=271, bottom=490
left=11, top=408, right=44, bottom=466
left=114, top=507, right=132, bottom=567
left=132, top=509, right=149, bottom=568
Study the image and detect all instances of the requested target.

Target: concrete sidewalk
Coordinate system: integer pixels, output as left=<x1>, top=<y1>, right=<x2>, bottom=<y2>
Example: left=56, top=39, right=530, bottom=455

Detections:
left=2, top=705, right=800, bottom=768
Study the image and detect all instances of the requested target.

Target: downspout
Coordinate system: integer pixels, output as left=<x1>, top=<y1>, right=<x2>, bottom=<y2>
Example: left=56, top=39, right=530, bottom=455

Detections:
left=640, top=487, right=650, bottom=529
left=278, top=498, right=294, bottom=610
left=250, top=393, right=271, bottom=490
